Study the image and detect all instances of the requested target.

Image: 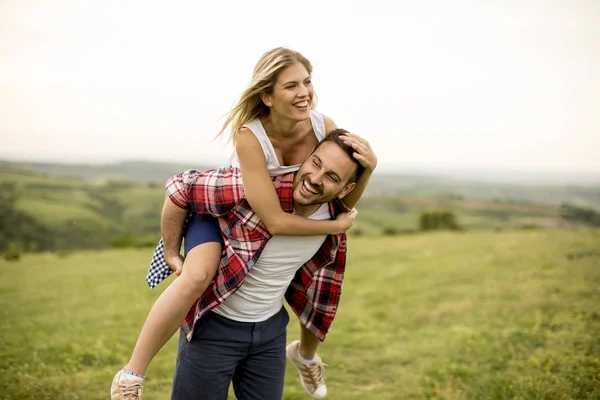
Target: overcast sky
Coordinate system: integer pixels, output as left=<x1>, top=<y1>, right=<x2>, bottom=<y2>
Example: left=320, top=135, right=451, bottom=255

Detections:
left=1, top=0, right=598, bottom=172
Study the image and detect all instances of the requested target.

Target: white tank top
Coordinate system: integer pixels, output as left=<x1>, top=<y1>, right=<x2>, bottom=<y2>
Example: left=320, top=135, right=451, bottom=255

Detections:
left=231, top=110, right=326, bottom=176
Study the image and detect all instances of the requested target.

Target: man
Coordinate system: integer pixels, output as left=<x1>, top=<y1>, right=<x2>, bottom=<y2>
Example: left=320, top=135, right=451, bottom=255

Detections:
left=119, top=129, right=373, bottom=399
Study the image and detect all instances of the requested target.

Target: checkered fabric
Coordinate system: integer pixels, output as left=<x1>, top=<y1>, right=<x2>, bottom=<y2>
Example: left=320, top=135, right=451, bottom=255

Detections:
left=146, top=238, right=173, bottom=288
left=147, top=167, right=350, bottom=342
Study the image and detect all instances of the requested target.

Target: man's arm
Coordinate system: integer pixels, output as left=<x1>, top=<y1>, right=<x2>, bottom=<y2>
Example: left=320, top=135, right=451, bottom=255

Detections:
left=161, top=167, right=245, bottom=273
left=166, top=168, right=246, bottom=216
left=160, top=193, right=187, bottom=274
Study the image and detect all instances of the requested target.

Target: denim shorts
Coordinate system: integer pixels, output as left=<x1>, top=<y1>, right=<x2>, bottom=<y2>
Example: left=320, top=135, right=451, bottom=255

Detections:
left=183, top=213, right=224, bottom=255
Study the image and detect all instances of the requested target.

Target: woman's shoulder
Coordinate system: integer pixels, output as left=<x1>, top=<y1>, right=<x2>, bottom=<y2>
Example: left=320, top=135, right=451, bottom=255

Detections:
left=241, top=117, right=268, bottom=138
left=310, top=111, right=337, bottom=138
left=320, top=112, right=337, bottom=133
left=235, top=126, right=270, bottom=152
left=232, top=126, right=275, bottom=169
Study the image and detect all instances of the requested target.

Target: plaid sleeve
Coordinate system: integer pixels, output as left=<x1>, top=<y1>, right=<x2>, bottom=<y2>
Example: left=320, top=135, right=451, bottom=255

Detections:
left=166, top=168, right=246, bottom=216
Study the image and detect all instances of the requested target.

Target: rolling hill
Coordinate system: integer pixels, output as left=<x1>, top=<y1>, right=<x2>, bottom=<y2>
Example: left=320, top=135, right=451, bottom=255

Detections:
left=2, top=159, right=599, bottom=209
left=2, top=160, right=599, bottom=254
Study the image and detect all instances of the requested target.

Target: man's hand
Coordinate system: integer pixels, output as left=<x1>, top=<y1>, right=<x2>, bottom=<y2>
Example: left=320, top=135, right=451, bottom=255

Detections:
left=341, top=133, right=377, bottom=172
left=334, top=208, right=358, bottom=234
left=161, top=192, right=188, bottom=276
left=165, top=252, right=184, bottom=276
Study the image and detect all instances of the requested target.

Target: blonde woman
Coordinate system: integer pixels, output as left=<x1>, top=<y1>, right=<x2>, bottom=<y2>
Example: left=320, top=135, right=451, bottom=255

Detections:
left=111, top=47, right=377, bottom=399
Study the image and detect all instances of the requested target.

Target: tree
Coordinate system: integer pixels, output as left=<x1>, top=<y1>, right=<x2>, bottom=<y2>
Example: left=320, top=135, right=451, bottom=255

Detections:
left=419, top=210, right=460, bottom=231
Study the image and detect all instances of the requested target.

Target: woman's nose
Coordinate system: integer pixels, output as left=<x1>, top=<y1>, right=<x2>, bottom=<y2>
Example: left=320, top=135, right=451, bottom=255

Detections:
left=299, top=83, right=309, bottom=97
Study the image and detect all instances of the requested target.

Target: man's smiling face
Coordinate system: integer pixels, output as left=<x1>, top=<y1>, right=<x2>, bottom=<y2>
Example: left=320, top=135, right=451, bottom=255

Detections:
left=292, top=140, right=357, bottom=208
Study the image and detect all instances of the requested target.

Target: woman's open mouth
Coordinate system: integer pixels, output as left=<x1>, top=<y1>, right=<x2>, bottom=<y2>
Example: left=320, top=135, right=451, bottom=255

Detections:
left=293, top=100, right=309, bottom=111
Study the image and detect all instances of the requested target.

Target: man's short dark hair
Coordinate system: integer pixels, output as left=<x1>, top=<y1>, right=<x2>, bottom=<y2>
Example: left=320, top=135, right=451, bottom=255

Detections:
left=312, top=128, right=365, bottom=183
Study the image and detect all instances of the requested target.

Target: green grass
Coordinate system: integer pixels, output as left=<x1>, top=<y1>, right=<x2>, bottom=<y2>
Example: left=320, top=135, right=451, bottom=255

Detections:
left=1, top=230, right=599, bottom=399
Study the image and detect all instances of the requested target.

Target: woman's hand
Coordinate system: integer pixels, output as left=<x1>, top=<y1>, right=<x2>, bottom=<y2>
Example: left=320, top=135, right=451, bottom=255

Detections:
left=341, top=133, right=377, bottom=172
left=334, top=208, right=358, bottom=234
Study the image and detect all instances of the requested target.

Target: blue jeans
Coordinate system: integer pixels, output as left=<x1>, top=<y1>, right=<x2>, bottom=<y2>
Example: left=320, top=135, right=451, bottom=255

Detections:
left=171, top=306, right=290, bottom=400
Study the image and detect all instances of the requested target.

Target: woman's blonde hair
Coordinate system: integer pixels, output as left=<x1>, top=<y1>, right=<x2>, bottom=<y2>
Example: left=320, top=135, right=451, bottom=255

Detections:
left=217, top=47, right=317, bottom=144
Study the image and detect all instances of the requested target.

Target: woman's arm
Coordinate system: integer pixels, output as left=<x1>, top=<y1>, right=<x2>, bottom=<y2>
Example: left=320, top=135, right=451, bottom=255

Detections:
left=322, top=114, right=377, bottom=209
left=236, top=128, right=354, bottom=236
left=338, top=133, right=377, bottom=208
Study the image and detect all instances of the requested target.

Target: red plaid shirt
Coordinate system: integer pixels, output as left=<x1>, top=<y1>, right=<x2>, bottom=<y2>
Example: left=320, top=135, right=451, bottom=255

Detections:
left=167, top=168, right=349, bottom=342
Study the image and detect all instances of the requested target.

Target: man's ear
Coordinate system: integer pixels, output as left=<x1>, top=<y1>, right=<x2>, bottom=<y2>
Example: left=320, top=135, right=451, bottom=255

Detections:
left=260, top=93, right=273, bottom=107
left=337, top=182, right=356, bottom=200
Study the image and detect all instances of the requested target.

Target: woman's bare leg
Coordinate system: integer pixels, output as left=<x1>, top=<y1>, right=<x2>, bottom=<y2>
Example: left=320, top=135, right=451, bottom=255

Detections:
left=298, top=322, right=320, bottom=359
left=124, top=242, right=221, bottom=376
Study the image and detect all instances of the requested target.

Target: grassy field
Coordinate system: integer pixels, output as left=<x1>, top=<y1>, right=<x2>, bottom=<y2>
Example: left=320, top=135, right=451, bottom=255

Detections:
left=1, top=229, right=599, bottom=399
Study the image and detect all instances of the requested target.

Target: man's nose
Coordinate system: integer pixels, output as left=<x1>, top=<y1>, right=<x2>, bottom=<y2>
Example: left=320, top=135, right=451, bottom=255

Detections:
left=311, top=171, right=324, bottom=185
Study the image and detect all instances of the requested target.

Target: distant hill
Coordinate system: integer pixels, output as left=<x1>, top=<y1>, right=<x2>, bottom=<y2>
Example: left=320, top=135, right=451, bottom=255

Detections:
left=0, top=160, right=215, bottom=184
left=1, top=164, right=599, bottom=254
left=367, top=174, right=600, bottom=210
left=1, top=159, right=599, bottom=209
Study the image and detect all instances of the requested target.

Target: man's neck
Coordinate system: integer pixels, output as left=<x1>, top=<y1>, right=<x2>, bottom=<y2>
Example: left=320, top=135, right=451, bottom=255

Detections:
left=293, top=202, right=321, bottom=218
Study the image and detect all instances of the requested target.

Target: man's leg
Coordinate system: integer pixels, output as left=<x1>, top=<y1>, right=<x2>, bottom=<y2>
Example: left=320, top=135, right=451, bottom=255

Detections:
left=232, top=307, right=289, bottom=400
left=171, top=312, right=250, bottom=400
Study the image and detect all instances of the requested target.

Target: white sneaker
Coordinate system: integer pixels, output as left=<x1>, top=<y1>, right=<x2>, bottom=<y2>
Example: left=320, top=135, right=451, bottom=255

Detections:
left=286, top=340, right=327, bottom=399
left=110, top=369, right=143, bottom=400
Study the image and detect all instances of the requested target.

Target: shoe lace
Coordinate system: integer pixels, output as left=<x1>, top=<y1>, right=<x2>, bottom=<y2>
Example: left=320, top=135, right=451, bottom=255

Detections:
left=300, top=358, right=328, bottom=389
left=119, top=381, right=143, bottom=399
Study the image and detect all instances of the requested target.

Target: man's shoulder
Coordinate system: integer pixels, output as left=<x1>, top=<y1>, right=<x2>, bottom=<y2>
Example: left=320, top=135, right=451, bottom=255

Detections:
left=329, top=198, right=350, bottom=215
left=184, top=166, right=243, bottom=184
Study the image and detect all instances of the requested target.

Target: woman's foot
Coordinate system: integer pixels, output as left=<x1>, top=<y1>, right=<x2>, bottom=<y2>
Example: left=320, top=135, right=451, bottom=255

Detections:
left=286, top=340, right=327, bottom=399
left=111, top=369, right=144, bottom=400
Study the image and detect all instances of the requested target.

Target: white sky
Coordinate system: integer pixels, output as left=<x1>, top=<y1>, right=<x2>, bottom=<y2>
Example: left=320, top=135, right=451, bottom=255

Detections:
left=1, top=0, right=599, bottom=172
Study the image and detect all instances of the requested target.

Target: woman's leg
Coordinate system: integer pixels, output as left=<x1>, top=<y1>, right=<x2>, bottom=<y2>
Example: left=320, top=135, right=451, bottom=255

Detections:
left=298, top=322, right=320, bottom=359
left=286, top=322, right=328, bottom=399
left=124, top=241, right=222, bottom=376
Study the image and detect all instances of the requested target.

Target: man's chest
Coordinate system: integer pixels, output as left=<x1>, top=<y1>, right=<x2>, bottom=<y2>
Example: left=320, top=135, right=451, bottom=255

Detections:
left=255, top=234, right=327, bottom=271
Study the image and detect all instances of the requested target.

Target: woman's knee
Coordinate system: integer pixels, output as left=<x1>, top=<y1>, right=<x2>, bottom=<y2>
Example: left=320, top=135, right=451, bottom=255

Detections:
left=178, top=242, right=221, bottom=295
left=178, top=268, right=212, bottom=296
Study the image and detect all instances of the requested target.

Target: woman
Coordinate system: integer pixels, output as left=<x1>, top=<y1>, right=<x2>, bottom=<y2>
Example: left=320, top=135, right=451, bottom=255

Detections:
left=111, top=47, right=377, bottom=400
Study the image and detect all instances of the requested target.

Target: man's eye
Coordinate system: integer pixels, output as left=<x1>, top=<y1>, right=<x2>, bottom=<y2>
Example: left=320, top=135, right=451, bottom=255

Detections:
left=313, top=160, right=319, bottom=167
